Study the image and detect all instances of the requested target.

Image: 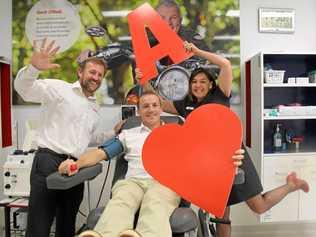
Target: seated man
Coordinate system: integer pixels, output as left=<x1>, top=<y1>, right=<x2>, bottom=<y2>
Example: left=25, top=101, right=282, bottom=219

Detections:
left=59, top=91, right=244, bottom=237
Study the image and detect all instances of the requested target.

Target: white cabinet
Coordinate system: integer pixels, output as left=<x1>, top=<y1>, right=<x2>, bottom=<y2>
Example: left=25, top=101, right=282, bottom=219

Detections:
left=299, top=158, right=316, bottom=220
left=245, top=52, right=316, bottom=222
left=262, top=155, right=315, bottom=222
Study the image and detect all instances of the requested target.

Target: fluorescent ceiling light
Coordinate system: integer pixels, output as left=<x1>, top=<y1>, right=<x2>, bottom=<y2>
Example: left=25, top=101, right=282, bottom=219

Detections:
left=118, top=36, right=132, bottom=41
left=226, top=10, right=240, bottom=17
left=102, top=10, right=131, bottom=17
left=215, top=9, right=240, bottom=17
left=213, top=35, right=240, bottom=40
left=220, top=53, right=240, bottom=59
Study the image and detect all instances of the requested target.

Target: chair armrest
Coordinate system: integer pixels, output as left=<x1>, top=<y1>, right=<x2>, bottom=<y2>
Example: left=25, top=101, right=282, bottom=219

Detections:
left=86, top=207, right=106, bottom=229
left=46, top=163, right=103, bottom=190
left=170, top=207, right=199, bottom=233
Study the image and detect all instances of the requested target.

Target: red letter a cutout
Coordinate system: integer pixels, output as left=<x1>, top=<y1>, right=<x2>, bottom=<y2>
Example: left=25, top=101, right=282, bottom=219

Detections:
left=128, top=3, right=192, bottom=85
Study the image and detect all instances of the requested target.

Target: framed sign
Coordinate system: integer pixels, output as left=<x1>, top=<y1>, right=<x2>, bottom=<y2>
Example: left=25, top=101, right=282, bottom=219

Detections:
left=258, top=8, right=295, bottom=33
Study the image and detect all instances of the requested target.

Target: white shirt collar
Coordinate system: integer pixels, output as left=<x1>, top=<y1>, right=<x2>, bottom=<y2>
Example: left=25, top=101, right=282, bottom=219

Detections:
left=139, top=120, right=165, bottom=132
left=72, top=81, right=96, bottom=100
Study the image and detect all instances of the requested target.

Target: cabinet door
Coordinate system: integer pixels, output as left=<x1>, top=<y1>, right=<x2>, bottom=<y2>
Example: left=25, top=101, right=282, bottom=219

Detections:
left=262, top=156, right=299, bottom=222
left=299, top=157, right=316, bottom=220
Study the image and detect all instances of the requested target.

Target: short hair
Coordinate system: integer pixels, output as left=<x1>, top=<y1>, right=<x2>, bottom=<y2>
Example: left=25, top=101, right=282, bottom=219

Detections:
left=156, top=0, right=181, bottom=16
left=77, top=57, right=107, bottom=80
left=79, top=57, right=107, bottom=72
left=77, top=49, right=107, bottom=72
left=137, top=91, right=162, bottom=108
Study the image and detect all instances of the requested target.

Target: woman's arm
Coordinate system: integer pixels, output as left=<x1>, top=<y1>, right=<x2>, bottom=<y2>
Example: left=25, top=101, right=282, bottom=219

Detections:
left=184, top=41, right=233, bottom=97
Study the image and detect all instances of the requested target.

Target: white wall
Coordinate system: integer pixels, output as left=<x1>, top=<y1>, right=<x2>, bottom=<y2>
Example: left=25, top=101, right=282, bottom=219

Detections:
left=240, top=0, right=316, bottom=123
left=233, top=0, right=316, bottom=236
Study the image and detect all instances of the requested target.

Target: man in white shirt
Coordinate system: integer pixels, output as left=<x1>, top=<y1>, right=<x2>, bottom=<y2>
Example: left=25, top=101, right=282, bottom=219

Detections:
left=14, top=39, right=122, bottom=237
left=59, top=91, right=245, bottom=237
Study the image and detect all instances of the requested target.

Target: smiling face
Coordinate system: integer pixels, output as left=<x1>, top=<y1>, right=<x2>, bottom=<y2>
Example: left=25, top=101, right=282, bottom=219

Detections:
left=190, top=72, right=213, bottom=102
left=157, top=5, right=181, bottom=33
left=78, top=60, right=106, bottom=97
left=138, top=93, right=162, bottom=129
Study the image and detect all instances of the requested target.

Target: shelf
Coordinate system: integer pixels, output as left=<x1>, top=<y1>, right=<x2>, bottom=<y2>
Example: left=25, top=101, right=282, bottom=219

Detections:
left=264, top=83, right=316, bottom=87
left=247, top=52, right=316, bottom=223
left=264, top=115, right=316, bottom=120
left=264, top=152, right=316, bottom=157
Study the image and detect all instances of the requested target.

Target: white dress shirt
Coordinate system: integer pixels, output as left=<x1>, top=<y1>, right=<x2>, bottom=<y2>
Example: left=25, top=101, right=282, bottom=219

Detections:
left=14, top=65, right=115, bottom=158
left=118, top=124, right=154, bottom=179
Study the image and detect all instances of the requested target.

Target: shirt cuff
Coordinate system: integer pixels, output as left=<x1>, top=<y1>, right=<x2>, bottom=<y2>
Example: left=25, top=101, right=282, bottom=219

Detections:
left=26, top=64, right=41, bottom=77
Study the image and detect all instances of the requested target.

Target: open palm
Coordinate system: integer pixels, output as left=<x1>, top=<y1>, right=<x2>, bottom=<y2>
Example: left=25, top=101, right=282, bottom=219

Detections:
left=31, top=38, right=61, bottom=71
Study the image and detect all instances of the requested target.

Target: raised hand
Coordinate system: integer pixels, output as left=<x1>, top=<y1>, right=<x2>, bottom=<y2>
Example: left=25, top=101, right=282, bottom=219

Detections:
left=134, top=67, right=156, bottom=93
left=31, top=38, right=61, bottom=71
left=184, top=41, right=200, bottom=55
left=135, top=68, right=143, bottom=84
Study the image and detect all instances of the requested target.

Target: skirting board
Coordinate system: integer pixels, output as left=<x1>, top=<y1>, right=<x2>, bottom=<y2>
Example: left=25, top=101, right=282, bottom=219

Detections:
left=232, top=223, right=316, bottom=237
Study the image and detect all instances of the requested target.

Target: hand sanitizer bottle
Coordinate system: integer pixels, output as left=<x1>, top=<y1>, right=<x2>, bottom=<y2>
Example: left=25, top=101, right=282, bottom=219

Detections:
left=273, top=124, right=282, bottom=152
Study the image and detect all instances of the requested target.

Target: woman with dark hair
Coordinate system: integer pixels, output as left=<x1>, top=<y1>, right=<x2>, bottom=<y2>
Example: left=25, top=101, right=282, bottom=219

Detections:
left=137, top=41, right=309, bottom=237
left=159, top=41, right=232, bottom=116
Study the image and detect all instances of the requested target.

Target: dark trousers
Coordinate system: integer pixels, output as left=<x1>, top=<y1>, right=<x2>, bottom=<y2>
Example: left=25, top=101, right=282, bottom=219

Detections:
left=26, top=149, right=84, bottom=237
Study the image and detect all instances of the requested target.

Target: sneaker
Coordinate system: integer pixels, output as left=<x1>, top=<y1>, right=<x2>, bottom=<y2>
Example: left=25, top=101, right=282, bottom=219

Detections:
left=119, top=229, right=142, bottom=237
left=79, top=230, right=102, bottom=237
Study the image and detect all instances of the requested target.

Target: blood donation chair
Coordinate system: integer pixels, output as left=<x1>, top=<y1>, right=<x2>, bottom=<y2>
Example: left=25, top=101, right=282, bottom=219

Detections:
left=47, top=116, right=199, bottom=237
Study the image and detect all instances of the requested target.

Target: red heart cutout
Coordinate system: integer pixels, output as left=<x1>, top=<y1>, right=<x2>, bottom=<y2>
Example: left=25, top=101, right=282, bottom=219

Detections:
left=142, top=104, right=242, bottom=217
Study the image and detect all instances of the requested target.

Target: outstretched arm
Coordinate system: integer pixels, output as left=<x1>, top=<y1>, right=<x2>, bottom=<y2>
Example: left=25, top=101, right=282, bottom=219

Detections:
left=184, top=41, right=233, bottom=97
left=59, top=136, right=125, bottom=176
left=58, top=149, right=108, bottom=176
left=77, top=149, right=108, bottom=170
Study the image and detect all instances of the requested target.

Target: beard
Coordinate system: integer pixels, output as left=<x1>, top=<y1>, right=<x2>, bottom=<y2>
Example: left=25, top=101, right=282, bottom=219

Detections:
left=80, top=78, right=101, bottom=96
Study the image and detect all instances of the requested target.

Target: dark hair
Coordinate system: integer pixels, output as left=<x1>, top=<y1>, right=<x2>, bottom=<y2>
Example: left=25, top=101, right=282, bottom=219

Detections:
left=188, top=67, right=217, bottom=102
left=156, top=0, right=181, bottom=16
left=137, top=91, right=162, bottom=108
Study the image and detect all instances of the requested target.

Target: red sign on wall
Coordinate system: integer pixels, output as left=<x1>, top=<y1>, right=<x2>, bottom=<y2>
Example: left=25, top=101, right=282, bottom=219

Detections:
left=0, top=60, right=12, bottom=147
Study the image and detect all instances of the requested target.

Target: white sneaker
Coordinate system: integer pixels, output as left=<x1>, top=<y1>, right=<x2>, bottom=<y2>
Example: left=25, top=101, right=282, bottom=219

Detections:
left=79, top=230, right=102, bottom=237
left=119, top=229, right=142, bottom=237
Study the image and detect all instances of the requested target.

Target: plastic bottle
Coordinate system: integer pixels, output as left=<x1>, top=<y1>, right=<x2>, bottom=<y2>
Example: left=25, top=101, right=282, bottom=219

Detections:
left=273, top=124, right=282, bottom=152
